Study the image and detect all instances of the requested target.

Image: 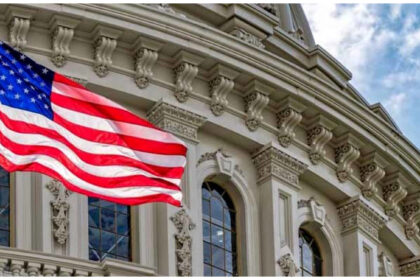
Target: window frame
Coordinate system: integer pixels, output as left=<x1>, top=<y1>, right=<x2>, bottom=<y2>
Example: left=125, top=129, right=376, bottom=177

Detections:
left=299, top=228, right=323, bottom=277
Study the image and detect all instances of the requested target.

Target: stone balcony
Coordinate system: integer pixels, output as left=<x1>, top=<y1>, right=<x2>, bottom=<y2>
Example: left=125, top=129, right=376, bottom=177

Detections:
left=0, top=247, right=156, bottom=276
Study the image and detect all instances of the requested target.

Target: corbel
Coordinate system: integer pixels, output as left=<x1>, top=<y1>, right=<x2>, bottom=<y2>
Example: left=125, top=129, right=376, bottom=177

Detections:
left=305, top=115, right=336, bottom=164
left=243, top=80, right=272, bottom=131
left=382, top=172, right=408, bottom=217
left=208, top=64, right=239, bottom=116
left=6, top=6, right=35, bottom=51
left=92, top=26, right=122, bottom=77
left=133, top=36, right=163, bottom=89
left=359, top=152, right=387, bottom=200
left=403, top=193, right=420, bottom=240
left=276, top=97, right=306, bottom=147
left=334, top=132, right=363, bottom=182
left=173, top=50, right=203, bottom=103
left=49, top=15, right=80, bottom=67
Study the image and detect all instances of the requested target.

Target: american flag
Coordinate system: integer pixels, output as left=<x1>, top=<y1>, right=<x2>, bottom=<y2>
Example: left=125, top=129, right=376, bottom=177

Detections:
left=0, top=41, right=187, bottom=206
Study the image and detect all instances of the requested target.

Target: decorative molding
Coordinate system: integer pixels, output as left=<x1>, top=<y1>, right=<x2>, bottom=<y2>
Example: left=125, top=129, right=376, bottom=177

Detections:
left=147, top=100, right=206, bottom=143
left=197, top=148, right=230, bottom=166
left=49, top=16, right=80, bottom=67
left=134, top=48, right=158, bottom=88
left=252, top=143, right=307, bottom=188
left=153, top=4, right=186, bottom=18
left=359, top=152, right=386, bottom=200
left=258, top=3, right=277, bottom=15
left=276, top=97, right=306, bottom=147
left=306, top=115, right=336, bottom=165
left=243, top=80, right=272, bottom=131
left=278, top=253, right=298, bottom=276
left=298, top=197, right=326, bottom=226
left=92, top=26, right=121, bottom=77
left=382, top=172, right=407, bottom=217
left=334, top=133, right=362, bottom=182
left=46, top=179, right=72, bottom=245
left=8, top=17, right=31, bottom=51
left=400, top=255, right=420, bottom=276
left=337, top=197, right=387, bottom=242
left=402, top=193, right=420, bottom=240
left=230, top=28, right=265, bottom=49
left=208, top=64, right=239, bottom=116
left=170, top=209, right=196, bottom=276
left=378, top=252, right=393, bottom=276
left=197, top=149, right=245, bottom=180
left=173, top=51, right=202, bottom=103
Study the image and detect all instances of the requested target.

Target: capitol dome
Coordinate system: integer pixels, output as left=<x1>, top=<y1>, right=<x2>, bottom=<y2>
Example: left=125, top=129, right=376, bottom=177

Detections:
left=0, top=3, right=419, bottom=277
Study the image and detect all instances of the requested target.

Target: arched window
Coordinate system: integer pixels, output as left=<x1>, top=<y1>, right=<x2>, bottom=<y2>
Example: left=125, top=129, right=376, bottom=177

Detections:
left=299, top=229, right=322, bottom=276
left=88, top=197, right=131, bottom=261
left=0, top=168, right=10, bottom=247
left=202, top=181, right=237, bottom=276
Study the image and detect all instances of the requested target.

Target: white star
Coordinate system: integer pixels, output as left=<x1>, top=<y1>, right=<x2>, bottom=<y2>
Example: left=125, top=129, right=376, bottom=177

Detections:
left=20, top=54, right=25, bottom=60
left=5, top=50, right=10, bottom=54
left=26, top=64, right=32, bottom=70
left=0, top=75, right=6, bottom=80
left=16, top=79, right=22, bottom=84
left=0, top=90, right=4, bottom=95
left=11, top=59, right=16, bottom=64
left=40, top=82, right=45, bottom=87
left=24, top=78, right=29, bottom=83
left=7, top=84, right=13, bottom=90
left=44, top=104, right=49, bottom=109
left=42, top=68, right=48, bottom=74
left=18, top=68, right=23, bottom=73
left=42, top=94, right=46, bottom=98
left=9, top=70, right=14, bottom=75
left=37, top=94, right=42, bottom=99
left=30, top=98, right=36, bottom=103
left=2, top=62, right=8, bottom=67
left=14, top=94, right=19, bottom=99
left=23, top=88, right=29, bottom=94
left=30, top=85, right=35, bottom=90
left=33, top=73, right=38, bottom=78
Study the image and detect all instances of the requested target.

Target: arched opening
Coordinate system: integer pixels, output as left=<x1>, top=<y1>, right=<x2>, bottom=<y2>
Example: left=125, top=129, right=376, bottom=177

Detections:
left=299, top=228, right=322, bottom=276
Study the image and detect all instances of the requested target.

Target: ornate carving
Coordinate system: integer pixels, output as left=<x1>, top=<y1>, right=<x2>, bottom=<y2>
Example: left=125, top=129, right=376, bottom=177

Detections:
left=359, top=156, right=386, bottom=200
left=209, top=76, right=234, bottom=116
left=10, top=260, right=23, bottom=276
left=134, top=48, right=158, bottom=89
left=400, top=256, right=420, bottom=276
left=276, top=98, right=305, bottom=147
left=382, top=173, right=407, bottom=217
left=402, top=195, right=420, bottom=240
left=252, top=144, right=307, bottom=188
left=244, top=91, right=269, bottom=131
left=93, top=36, right=117, bottom=77
left=46, top=179, right=72, bottom=245
left=27, top=263, right=41, bottom=276
left=170, top=209, right=196, bottom=276
left=278, top=253, right=298, bottom=276
left=51, top=26, right=74, bottom=67
left=230, top=28, right=265, bottom=49
left=306, top=124, right=333, bottom=165
left=8, top=17, right=30, bottom=51
left=147, top=100, right=206, bottom=142
left=298, top=197, right=326, bottom=226
left=258, top=4, right=277, bottom=15
left=334, top=133, right=362, bottom=182
left=337, top=198, right=387, bottom=242
left=154, top=4, right=186, bottom=18
left=197, top=148, right=230, bottom=166
left=173, top=62, right=198, bottom=103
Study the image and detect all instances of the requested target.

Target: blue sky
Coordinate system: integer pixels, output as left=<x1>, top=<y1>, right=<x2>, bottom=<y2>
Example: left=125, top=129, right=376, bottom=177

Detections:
left=302, top=4, right=420, bottom=149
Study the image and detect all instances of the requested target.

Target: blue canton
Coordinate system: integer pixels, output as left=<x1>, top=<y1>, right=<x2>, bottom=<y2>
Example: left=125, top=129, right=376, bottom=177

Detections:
left=0, top=41, right=54, bottom=120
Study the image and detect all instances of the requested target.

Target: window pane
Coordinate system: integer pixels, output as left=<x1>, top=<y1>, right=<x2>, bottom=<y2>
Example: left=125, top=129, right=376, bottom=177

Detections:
left=224, top=230, right=232, bottom=251
left=212, top=267, right=225, bottom=276
left=203, top=242, right=211, bottom=264
left=117, top=213, right=129, bottom=235
left=0, top=229, right=8, bottom=246
left=88, top=206, right=99, bottom=228
left=299, top=229, right=322, bottom=276
left=0, top=170, right=8, bottom=186
left=0, top=187, right=9, bottom=207
left=101, top=200, right=115, bottom=210
left=225, top=252, right=233, bottom=273
left=89, top=228, right=100, bottom=249
left=116, top=204, right=128, bottom=214
left=204, top=264, right=212, bottom=276
left=224, top=209, right=231, bottom=230
left=210, top=197, right=224, bottom=226
left=211, top=224, right=224, bottom=248
left=101, top=231, right=116, bottom=254
left=302, top=243, right=313, bottom=272
left=117, top=236, right=129, bottom=258
left=202, top=199, right=210, bottom=221
left=203, top=221, right=210, bottom=243
left=212, top=245, right=224, bottom=269
left=101, top=208, right=115, bottom=232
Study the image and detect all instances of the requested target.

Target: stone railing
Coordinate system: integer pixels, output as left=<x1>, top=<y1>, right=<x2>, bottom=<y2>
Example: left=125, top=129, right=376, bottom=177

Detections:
left=0, top=247, right=156, bottom=276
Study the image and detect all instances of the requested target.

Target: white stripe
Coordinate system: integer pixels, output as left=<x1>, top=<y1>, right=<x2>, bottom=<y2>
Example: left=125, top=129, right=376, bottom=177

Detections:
left=51, top=83, right=184, bottom=146
left=1, top=104, right=186, bottom=168
left=0, top=117, right=181, bottom=186
left=0, top=140, right=182, bottom=201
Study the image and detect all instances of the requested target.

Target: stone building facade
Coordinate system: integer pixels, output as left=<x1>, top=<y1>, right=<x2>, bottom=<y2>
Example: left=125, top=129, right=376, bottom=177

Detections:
left=0, top=3, right=419, bottom=276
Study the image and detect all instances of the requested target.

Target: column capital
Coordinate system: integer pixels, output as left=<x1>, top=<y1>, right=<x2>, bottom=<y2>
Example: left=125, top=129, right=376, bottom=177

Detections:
left=147, top=100, right=207, bottom=143
left=251, top=142, right=307, bottom=189
left=337, top=197, right=387, bottom=242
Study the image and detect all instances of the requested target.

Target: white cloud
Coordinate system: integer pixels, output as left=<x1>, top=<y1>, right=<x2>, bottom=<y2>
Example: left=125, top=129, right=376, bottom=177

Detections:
left=390, top=4, right=402, bottom=20
left=383, top=92, right=407, bottom=116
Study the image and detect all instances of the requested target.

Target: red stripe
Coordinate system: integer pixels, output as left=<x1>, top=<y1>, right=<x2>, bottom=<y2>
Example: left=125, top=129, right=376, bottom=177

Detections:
left=0, top=110, right=185, bottom=179
left=0, top=153, right=181, bottom=206
left=0, top=129, right=181, bottom=190
left=53, top=112, right=186, bottom=156
left=54, top=73, right=87, bottom=90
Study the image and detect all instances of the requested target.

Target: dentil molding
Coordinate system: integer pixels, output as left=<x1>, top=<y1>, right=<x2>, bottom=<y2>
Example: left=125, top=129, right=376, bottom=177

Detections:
left=334, top=132, right=362, bottom=183
left=147, top=100, right=206, bottom=143
left=251, top=143, right=307, bottom=188
left=306, top=115, right=336, bottom=165
left=276, top=97, right=306, bottom=148
left=359, top=152, right=387, bottom=200
left=382, top=172, right=407, bottom=218
left=243, top=80, right=272, bottom=131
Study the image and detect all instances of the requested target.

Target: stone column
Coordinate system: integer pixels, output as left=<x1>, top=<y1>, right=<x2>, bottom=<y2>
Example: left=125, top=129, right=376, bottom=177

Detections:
left=337, top=196, right=387, bottom=276
left=147, top=100, right=206, bottom=276
left=252, top=142, right=307, bottom=276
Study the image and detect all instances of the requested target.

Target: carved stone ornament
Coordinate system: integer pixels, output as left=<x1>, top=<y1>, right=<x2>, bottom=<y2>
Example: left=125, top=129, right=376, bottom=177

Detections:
left=359, top=153, right=386, bottom=200
left=46, top=179, right=72, bottom=245
left=334, top=133, right=361, bottom=182
left=147, top=100, right=206, bottom=143
left=276, top=98, right=306, bottom=147
left=378, top=252, right=393, bottom=276
left=306, top=115, right=336, bottom=165
left=298, top=197, right=326, bottom=226
left=252, top=143, right=307, bottom=188
left=134, top=48, right=158, bottom=89
left=402, top=195, right=420, bottom=240
left=400, top=255, right=420, bottom=276
left=230, top=28, right=265, bottom=49
left=382, top=173, right=407, bottom=217
left=51, top=26, right=74, bottom=67
left=243, top=81, right=271, bottom=131
left=337, top=197, right=387, bottom=242
left=278, top=253, right=299, bottom=276
left=209, top=76, right=234, bottom=116
left=197, top=148, right=231, bottom=166
left=93, top=36, right=117, bottom=77
left=173, top=62, right=198, bottom=103
left=8, top=17, right=30, bottom=51
left=170, top=209, right=196, bottom=276
left=258, top=3, right=277, bottom=15
left=153, top=4, right=187, bottom=18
